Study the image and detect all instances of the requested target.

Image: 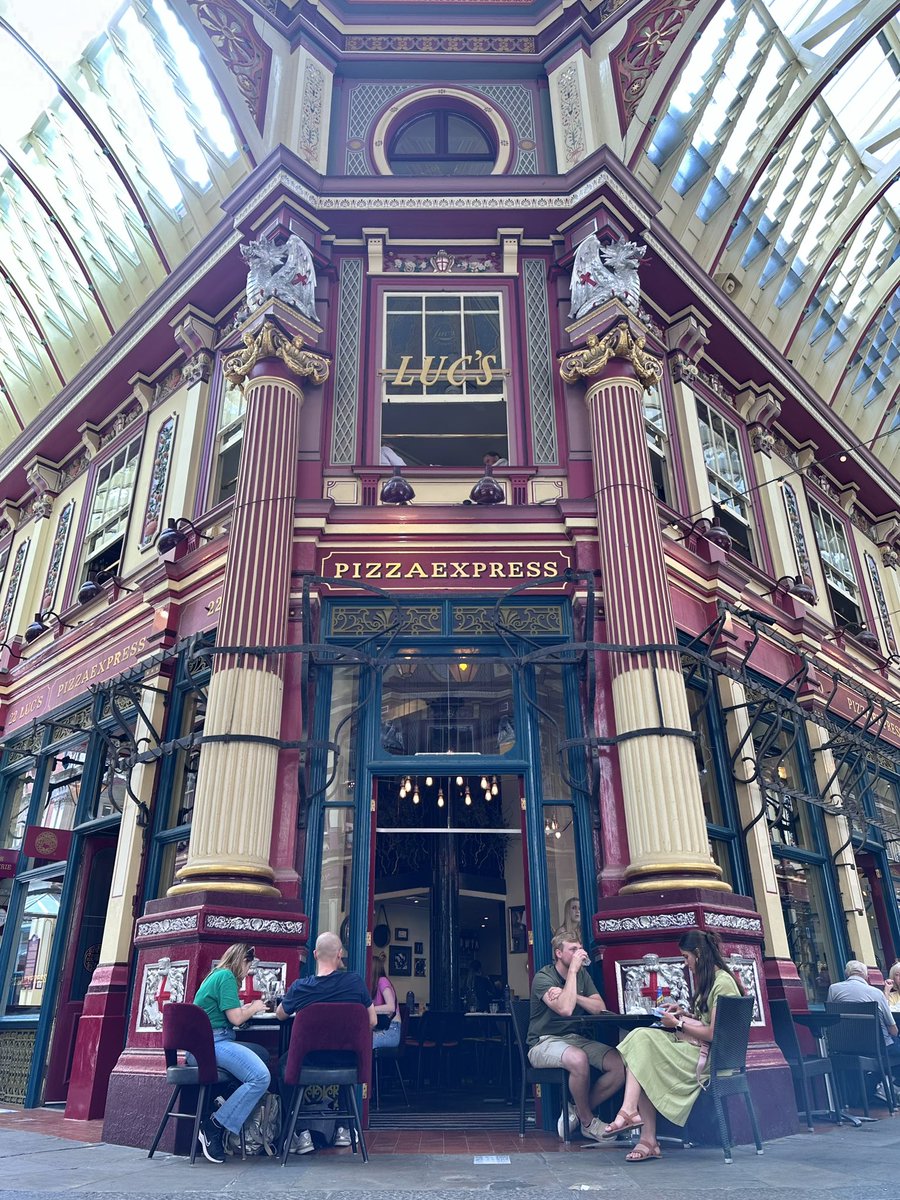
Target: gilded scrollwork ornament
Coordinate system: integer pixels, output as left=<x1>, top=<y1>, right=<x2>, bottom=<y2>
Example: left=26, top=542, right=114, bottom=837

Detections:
left=223, top=319, right=330, bottom=390
left=559, top=322, right=662, bottom=391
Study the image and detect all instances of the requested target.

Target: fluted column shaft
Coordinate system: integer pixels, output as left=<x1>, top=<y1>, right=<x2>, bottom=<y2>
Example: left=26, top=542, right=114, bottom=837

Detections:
left=562, top=318, right=726, bottom=892
left=170, top=318, right=328, bottom=896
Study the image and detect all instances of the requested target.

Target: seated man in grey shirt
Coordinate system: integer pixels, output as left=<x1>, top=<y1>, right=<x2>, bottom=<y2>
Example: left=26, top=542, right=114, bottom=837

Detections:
left=827, top=960, right=900, bottom=1091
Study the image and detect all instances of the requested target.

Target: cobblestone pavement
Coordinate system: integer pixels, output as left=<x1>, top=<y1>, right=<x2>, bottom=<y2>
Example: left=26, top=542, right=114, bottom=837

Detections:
left=1, top=1116, right=897, bottom=1200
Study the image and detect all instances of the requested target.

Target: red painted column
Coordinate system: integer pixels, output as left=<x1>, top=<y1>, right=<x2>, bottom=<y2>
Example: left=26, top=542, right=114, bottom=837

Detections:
left=561, top=315, right=724, bottom=894
left=169, top=316, right=328, bottom=897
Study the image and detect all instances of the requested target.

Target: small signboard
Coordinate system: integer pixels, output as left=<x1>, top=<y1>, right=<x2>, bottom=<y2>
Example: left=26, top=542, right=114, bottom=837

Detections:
left=22, top=825, right=72, bottom=862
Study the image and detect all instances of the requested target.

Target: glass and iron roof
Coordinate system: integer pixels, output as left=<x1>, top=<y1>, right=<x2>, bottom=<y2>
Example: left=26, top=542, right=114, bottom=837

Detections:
left=0, top=0, right=896, bottom=465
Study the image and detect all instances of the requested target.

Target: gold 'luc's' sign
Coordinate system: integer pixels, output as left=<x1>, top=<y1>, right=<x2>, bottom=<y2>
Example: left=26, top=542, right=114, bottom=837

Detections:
left=386, top=352, right=499, bottom=388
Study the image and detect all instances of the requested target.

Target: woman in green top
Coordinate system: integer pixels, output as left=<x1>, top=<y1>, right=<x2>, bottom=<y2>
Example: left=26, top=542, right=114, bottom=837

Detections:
left=191, top=943, right=271, bottom=1163
left=607, top=930, right=744, bottom=1163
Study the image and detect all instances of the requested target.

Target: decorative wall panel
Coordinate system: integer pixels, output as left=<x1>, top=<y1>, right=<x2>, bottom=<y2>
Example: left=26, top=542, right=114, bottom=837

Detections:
left=523, top=259, right=558, bottom=464
left=782, top=482, right=815, bottom=592
left=865, top=551, right=898, bottom=656
left=330, top=259, right=364, bottom=465
left=140, top=415, right=177, bottom=549
left=186, top=0, right=271, bottom=131
left=0, top=1029, right=36, bottom=1104
left=0, top=539, right=29, bottom=645
left=136, top=957, right=189, bottom=1033
left=40, top=501, right=75, bottom=612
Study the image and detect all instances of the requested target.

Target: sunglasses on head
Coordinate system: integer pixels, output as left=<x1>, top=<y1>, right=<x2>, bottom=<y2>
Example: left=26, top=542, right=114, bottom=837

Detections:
left=244, top=947, right=256, bottom=962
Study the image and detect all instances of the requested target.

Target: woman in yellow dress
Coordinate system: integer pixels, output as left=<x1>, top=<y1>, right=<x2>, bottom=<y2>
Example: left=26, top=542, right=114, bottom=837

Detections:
left=605, top=929, right=744, bottom=1163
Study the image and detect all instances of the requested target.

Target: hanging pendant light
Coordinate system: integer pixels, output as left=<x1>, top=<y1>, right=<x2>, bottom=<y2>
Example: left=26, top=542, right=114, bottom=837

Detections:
left=412, top=789, right=420, bottom=805
left=425, top=776, right=433, bottom=787
left=437, top=788, right=445, bottom=808
left=456, top=774, right=464, bottom=786
left=464, top=785, right=472, bottom=806
left=491, top=775, right=499, bottom=796
left=480, top=776, right=488, bottom=790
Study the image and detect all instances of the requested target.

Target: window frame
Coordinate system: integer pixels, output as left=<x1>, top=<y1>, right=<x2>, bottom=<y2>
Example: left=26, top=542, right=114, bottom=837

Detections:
left=695, top=394, right=757, bottom=562
left=372, top=281, right=515, bottom=469
left=806, top=493, right=864, bottom=629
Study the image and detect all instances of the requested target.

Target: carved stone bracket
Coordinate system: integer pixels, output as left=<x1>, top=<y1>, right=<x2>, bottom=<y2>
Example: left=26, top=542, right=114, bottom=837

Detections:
left=25, top=458, right=62, bottom=521
left=182, top=350, right=213, bottom=388
left=223, top=319, right=330, bottom=390
left=736, top=385, right=782, bottom=457
left=0, top=499, right=20, bottom=536
left=665, top=309, right=709, bottom=366
left=559, top=321, right=662, bottom=391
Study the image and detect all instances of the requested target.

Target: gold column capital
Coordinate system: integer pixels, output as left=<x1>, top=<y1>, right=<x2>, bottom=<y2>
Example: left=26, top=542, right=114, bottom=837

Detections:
left=559, top=321, right=662, bottom=391
left=223, top=318, right=330, bottom=390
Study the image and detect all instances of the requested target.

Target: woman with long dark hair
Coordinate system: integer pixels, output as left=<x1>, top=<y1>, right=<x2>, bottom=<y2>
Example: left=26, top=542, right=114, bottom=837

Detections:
left=191, top=943, right=271, bottom=1163
left=603, top=929, right=743, bottom=1162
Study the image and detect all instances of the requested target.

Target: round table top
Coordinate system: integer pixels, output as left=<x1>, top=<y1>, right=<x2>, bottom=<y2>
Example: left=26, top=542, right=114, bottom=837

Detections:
left=792, top=1011, right=841, bottom=1032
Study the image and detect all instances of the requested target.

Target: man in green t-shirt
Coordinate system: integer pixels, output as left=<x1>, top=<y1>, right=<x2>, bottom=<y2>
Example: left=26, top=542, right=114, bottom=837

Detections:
left=527, top=932, right=624, bottom=1142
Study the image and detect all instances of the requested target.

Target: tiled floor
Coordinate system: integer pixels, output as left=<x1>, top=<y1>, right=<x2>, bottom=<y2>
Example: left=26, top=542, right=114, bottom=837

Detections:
left=0, top=1105, right=566, bottom=1153
left=0, top=1106, right=104, bottom=1144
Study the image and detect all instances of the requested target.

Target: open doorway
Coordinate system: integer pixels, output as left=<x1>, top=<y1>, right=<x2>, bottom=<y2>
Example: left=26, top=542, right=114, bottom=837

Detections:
left=370, top=773, right=529, bottom=1123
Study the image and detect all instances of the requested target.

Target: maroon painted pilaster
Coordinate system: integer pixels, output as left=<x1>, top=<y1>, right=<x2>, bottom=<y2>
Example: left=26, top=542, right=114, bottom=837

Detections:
left=63, top=964, right=130, bottom=1120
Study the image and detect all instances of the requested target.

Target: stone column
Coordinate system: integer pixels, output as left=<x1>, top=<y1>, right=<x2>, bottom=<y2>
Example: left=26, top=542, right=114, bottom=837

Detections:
left=560, top=310, right=725, bottom=893
left=168, top=315, right=328, bottom=897
left=65, top=673, right=170, bottom=1120
left=805, top=721, right=876, bottom=964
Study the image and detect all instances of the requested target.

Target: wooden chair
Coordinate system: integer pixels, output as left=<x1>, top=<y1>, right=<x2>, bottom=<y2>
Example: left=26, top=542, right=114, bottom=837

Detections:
left=769, top=999, right=838, bottom=1129
left=147, top=1003, right=246, bottom=1165
left=279, top=1002, right=371, bottom=1165
left=509, top=999, right=572, bottom=1142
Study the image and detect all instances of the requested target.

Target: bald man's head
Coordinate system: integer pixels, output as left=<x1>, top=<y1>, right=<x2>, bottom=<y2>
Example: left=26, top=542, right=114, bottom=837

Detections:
left=315, top=931, right=343, bottom=965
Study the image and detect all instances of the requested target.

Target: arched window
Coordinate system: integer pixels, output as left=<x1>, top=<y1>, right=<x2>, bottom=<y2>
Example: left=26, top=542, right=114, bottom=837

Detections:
left=388, top=111, right=495, bottom=176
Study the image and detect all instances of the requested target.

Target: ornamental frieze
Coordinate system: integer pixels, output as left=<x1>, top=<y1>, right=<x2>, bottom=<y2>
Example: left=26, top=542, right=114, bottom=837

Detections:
left=136, top=957, right=189, bottom=1032
left=596, top=911, right=695, bottom=933
left=705, top=912, right=763, bottom=935
left=205, top=914, right=307, bottom=936
left=137, top=915, right=199, bottom=939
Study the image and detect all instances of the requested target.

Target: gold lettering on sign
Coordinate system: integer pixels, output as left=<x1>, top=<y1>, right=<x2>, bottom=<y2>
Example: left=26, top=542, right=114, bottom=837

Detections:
left=385, top=351, right=500, bottom=389
left=54, top=637, right=148, bottom=699
left=323, top=558, right=565, bottom=582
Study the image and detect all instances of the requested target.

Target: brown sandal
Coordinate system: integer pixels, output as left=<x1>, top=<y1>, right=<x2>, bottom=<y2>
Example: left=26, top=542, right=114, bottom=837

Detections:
left=625, top=1141, right=661, bottom=1163
left=601, top=1109, right=644, bottom=1139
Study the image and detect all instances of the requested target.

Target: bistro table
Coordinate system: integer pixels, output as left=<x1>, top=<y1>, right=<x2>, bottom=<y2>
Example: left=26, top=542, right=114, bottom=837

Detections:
left=464, top=1010, right=516, bottom=1102
left=566, top=1011, right=659, bottom=1036
left=243, top=1010, right=291, bottom=1057
left=792, top=1010, right=868, bottom=1127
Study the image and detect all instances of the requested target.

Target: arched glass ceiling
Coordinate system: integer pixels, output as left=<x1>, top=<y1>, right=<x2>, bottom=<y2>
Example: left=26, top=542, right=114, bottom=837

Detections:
left=641, top=0, right=900, bottom=447
left=0, top=0, right=245, bottom=438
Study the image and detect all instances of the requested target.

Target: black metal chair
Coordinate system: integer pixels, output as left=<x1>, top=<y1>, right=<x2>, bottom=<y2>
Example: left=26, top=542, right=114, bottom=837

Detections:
left=824, top=1001, right=896, bottom=1118
left=509, top=999, right=572, bottom=1143
left=769, top=999, right=838, bottom=1130
left=705, top=995, right=763, bottom=1164
left=373, top=1003, right=410, bottom=1109
left=147, top=1002, right=246, bottom=1165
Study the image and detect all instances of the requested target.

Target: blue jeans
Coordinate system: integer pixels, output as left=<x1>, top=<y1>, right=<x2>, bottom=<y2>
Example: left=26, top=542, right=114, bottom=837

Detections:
left=209, top=1030, right=271, bottom=1135
left=373, top=1021, right=401, bottom=1050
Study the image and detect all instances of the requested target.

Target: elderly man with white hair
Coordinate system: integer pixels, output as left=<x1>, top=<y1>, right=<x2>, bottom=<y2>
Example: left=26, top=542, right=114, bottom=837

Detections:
left=827, top=959, right=900, bottom=1102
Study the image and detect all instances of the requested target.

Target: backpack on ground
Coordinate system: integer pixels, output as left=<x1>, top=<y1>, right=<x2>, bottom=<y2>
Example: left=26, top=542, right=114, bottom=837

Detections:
left=225, top=1092, right=282, bottom=1157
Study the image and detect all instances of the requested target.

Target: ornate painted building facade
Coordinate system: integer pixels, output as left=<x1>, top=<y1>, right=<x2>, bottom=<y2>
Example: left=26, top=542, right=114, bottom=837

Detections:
left=0, top=0, right=897, bottom=1145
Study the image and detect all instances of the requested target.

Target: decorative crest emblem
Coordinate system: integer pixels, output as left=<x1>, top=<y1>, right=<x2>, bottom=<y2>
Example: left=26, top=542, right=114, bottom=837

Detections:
left=569, top=235, right=646, bottom=319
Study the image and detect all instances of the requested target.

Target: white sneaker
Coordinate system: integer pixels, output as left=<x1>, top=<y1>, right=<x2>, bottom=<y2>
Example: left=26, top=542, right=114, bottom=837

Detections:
left=334, top=1126, right=353, bottom=1147
left=290, top=1129, right=315, bottom=1155
left=557, top=1103, right=578, bottom=1139
left=580, top=1117, right=606, bottom=1143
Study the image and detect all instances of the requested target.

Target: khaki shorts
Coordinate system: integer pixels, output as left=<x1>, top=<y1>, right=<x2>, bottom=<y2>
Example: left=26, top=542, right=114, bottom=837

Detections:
left=528, top=1035, right=613, bottom=1071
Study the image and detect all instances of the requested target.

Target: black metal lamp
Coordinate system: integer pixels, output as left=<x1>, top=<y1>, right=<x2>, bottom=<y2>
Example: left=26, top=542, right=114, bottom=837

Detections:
left=768, top=575, right=817, bottom=605
left=23, top=610, right=71, bottom=644
left=678, top=516, right=732, bottom=553
left=77, top=571, right=139, bottom=606
left=469, top=463, right=505, bottom=506
left=156, top=516, right=211, bottom=555
left=843, top=623, right=881, bottom=653
left=380, top=466, right=415, bottom=505
left=0, top=640, right=26, bottom=660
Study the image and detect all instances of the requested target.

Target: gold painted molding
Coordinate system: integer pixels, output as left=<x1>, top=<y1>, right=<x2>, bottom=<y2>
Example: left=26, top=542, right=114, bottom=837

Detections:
left=559, top=321, right=662, bottom=391
left=223, top=319, right=330, bottom=390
